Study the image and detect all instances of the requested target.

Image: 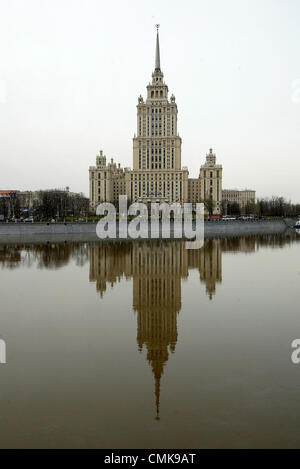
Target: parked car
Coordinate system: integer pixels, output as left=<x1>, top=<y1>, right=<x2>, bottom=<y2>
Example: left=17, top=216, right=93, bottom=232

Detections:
left=222, top=216, right=236, bottom=221
left=24, top=217, right=34, bottom=223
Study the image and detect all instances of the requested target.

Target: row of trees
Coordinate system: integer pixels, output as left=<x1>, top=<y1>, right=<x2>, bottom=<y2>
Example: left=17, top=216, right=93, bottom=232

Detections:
left=255, top=197, right=300, bottom=217
left=2, top=192, right=299, bottom=219
left=0, top=190, right=89, bottom=220
left=123, top=196, right=300, bottom=218
left=0, top=195, right=20, bottom=219
left=222, top=196, right=300, bottom=218
left=33, top=190, right=89, bottom=219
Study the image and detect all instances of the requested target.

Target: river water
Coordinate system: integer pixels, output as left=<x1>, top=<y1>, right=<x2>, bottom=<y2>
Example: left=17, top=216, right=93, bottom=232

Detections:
left=0, top=233, right=300, bottom=448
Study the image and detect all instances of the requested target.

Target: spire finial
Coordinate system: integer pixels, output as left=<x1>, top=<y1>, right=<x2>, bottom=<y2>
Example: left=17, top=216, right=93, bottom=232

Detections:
left=155, top=374, right=161, bottom=421
left=155, top=25, right=161, bottom=71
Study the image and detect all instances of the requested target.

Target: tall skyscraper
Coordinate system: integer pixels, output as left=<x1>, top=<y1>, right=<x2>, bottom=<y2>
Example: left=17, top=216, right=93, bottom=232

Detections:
left=128, top=25, right=188, bottom=204
left=89, top=27, right=223, bottom=214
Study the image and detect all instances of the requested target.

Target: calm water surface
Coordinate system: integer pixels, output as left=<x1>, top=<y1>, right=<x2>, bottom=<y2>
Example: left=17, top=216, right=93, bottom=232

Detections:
left=0, top=234, right=300, bottom=448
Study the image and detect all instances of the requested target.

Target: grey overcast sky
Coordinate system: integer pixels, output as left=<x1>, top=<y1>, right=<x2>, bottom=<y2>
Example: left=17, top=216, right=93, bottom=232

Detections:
left=0, top=0, right=299, bottom=201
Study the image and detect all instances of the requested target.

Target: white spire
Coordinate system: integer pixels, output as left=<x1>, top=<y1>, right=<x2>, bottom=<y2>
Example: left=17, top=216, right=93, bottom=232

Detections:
left=155, top=24, right=161, bottom=71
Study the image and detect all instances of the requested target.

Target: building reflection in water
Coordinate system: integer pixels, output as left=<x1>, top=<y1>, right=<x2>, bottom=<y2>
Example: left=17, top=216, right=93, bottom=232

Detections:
left=1, top=234, right=298, bottom=419
left=89, top=234, right=300, bottom=418
left=89, top=237, right=259, bottom=418
left=90, top=241, right=186, bottom=419
left=134, top=243, right=184, bottom=419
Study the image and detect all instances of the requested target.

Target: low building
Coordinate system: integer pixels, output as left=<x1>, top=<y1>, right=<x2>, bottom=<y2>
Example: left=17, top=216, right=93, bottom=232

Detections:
left=20, top=188, right=86, bottom=209
left=222, top=189, right=256, bottom=211
left=19, top=191, right=41, bottom=212
left=0, top=190, right=20, bottom=199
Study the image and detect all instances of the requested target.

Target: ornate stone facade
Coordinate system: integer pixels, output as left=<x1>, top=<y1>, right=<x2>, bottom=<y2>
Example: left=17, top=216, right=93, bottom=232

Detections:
left=188, top=148, right=223, bottom=215
left=89, top=151, right=128, bottom=210
left=89, top=28, right=223, bottom=214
